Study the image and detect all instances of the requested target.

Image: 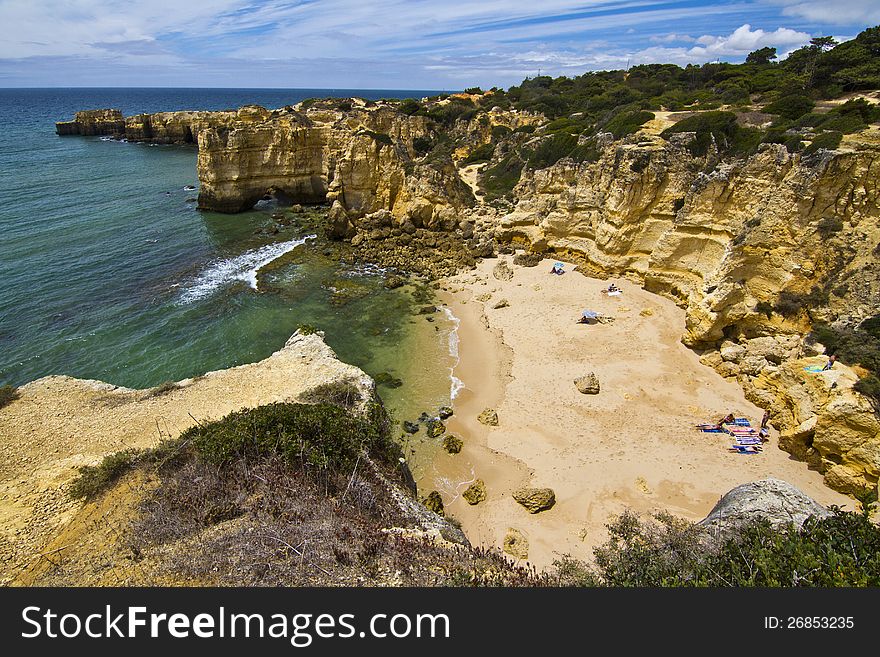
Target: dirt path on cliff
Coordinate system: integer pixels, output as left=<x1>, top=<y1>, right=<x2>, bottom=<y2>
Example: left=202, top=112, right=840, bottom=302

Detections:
left=0, top=333, right=370, bottom=585
left=433, top=257, right=852, bottom=571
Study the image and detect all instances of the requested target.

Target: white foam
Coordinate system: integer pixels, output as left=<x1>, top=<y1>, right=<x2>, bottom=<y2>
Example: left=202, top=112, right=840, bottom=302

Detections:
left=440, top=306, right=464, bottom=399
left=179, top=234, right=315, bottom=304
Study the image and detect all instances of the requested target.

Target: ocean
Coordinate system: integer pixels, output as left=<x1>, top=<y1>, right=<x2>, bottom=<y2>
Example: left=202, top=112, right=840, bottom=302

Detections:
left=0, top=88, right=459, bottom=442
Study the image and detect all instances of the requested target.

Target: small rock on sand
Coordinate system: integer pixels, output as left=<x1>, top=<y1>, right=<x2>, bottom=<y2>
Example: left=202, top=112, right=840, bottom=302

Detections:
left=477, top=408, right=499, bottom=426
left=503, top=528, right=529, bottom=560
left=574, top=373, right=600, bottom=394
left=492, top=298, right=510, bottom=309
left=442, top=435, right=463, bottom=454
left=513, top=487, right=556, bottom=513
left=640, top=308, right=654, bottom=316
left=463, top=479, right=486, bottom=504
left=423, top=491, right=445, bottom=516
left=492, top=260, right=513, bottom=281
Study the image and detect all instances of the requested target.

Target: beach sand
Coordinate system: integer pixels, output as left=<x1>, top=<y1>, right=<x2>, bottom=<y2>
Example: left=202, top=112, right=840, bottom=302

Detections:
left=429, top=256, right=852, bottom=570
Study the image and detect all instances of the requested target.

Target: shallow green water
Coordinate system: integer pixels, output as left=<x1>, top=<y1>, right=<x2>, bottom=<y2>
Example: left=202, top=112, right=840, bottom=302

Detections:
left=0, top=88, right=457, bottom=428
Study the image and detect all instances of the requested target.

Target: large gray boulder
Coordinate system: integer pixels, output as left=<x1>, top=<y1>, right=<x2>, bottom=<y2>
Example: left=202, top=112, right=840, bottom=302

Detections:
left=699, top=479, right=830, bottom=536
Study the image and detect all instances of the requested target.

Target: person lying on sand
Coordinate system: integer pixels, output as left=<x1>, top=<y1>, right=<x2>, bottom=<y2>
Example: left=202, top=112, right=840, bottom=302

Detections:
left=550, top=262, right=565, bottom=275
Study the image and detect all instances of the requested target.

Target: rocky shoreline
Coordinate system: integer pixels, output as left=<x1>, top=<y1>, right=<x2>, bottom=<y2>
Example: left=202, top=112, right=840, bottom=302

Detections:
left=56, top=91, right=879, bottom=504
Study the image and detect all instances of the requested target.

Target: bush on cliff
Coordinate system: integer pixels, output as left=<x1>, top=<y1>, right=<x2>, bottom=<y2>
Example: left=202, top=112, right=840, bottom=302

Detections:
left=660, top=111, right=760, bottom=157
left=183, top=402, right=397, bottom=472
left=561, top=507, right=880, bottom=586
left=602, top=109, right=654, bottom=139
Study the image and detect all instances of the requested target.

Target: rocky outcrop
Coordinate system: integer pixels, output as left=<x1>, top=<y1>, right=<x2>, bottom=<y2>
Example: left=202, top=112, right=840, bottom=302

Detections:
left=55, top=109, right=126, bottom=136
left=0, top=330, right=467, bottom=584
left=197, top=104, right=475, bottom=223
left=699, top=478, right=830, bottom=535
left=499, top=133, right=880, bottom=346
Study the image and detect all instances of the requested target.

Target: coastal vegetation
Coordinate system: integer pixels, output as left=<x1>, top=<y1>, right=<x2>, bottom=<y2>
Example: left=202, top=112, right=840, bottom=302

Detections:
left=392, top=25, right=880, bottom=199
left=552, top=507, right=880, bottom=587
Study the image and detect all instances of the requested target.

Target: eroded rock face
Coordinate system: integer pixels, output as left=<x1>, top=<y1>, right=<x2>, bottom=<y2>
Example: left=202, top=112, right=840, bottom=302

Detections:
left=699, top=478, right=830, bottom=535
left=502, top=137, right=880, bottom=348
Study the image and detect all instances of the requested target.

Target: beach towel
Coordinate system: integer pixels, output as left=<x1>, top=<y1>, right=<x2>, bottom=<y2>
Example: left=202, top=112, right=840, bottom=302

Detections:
left=607, top=290, right=622, bottom=296
left=734, top=437, right=763, bottom=445
left=699, top=427, right=725, bottom=433
left=733, top=418, right=751, bottom=426
left=804, top=365, right=825, bottom=373
left=729, top=445, right=762, bottom=454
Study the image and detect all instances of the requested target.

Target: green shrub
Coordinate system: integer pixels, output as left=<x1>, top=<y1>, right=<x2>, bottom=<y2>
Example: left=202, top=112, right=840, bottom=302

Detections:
left=69, top=449, right=141, bottom=500
left=587, top=507, right=880, bottom=586
left=464, top=87, right=483, bottom=94
left=463, top=142, right=495, bottom=164
left=358, top=129, right=393, bottom=146
left=398, top=99, right=421, bottom=116
left=603, top=110, right=654, bottom=139
left=490, top=124, right=512, bottom=139
left=296, top=323, right=318, bottom=335
left=804, top=130, right=843, bottom=155
left=181, top=402, right=398, bottom=473
left=412, top=136, right=432, bottom=155
left=854, top=375, right=880, bottom=411
left=479, top=154, right=524, bottom=200
left=809, top=319, right=880, bottom=372
left=298, top=379, right=364, bottom=410
left=817, top=216, right=844, bottom=235
left=764, top=94, right=815, bottom=119
left=816, top=113, right=865, bottom=134
left=0, top=384, right=20, bottom=410
left=661, top=111, right=740, bottom=156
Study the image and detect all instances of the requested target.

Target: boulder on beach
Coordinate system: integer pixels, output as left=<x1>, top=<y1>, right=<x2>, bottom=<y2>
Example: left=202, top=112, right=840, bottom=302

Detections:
left=437, top=406, right=453, bottom=419
left=574, top=373, right=600, bottom=394
left=442, top=434, right=463, bottom=454
left=513, top=253, right=543, bottom=267
left=463, top=479, right=487, bottom=505
left=477, top=408, right=498, bottom=426
left=503, top=528, right=529, bottom=560
left=492, top=260, right=513, bottom=281
left=426, top=418, right=446, bottom=438
left=513, top=487, right=556, bottom=513
left=402, top=420, right=419, bottom=434
left=699, top=479, right=831, bottom=535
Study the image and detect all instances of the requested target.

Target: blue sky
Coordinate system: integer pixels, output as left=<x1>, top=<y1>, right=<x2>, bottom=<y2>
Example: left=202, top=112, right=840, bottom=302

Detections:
left=0, top=0, right=878, bottom=89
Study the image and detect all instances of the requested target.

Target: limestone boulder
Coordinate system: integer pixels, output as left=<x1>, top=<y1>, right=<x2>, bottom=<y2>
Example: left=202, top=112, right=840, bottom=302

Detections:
left=574, top=373, right=600, bottom=394
left=492, top=259, right=513, bottom=281
left=442, top=435, right=463, bottom=454
left=503, top=528, right=529, bottom=560
left=513, top=487, right=556, bottom=513
left=463, top=479, right=486, bottom=505
left=699, top=479, right=830, bottom=534
left=477, top=409, right=499, bottom=426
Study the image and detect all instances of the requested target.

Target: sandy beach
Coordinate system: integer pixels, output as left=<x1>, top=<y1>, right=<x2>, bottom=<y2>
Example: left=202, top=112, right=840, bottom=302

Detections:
left=431, top=255, right=852, bottom=570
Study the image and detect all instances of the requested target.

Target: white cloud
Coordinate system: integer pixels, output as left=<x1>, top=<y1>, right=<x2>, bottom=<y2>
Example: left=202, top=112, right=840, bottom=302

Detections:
left=689, top=24, right=810, bottom=56
left=777, top=0, right=880, bottom=25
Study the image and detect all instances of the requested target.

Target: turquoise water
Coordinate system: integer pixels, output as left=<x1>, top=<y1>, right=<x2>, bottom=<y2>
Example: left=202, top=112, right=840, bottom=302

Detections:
left=0, top=88, right=456, bottom=423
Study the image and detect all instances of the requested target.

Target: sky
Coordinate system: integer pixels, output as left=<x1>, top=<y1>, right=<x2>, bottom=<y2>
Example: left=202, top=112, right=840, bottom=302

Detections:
left=0, top=0, right=878, bottom=89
